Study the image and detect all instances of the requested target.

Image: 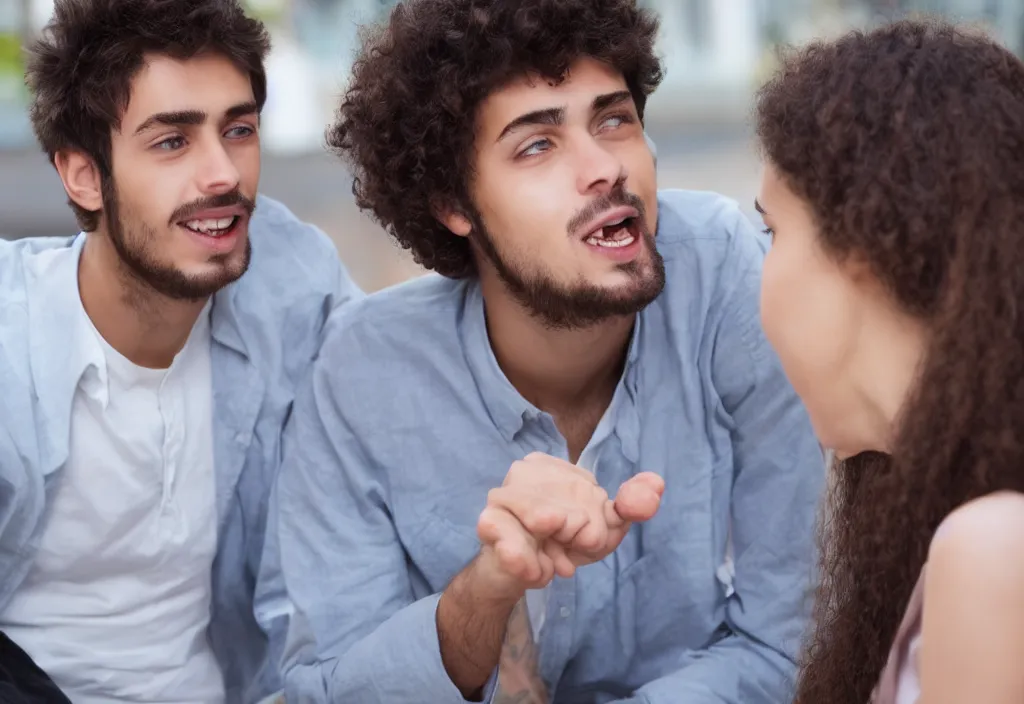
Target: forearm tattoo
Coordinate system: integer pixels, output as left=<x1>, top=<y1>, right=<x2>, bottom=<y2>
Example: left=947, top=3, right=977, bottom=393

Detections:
left=492, top=598, right=550, bottom=704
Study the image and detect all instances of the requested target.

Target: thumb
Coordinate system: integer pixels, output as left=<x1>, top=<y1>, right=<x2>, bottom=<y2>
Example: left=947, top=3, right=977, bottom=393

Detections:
left=613, top=472, right=664, bottom=523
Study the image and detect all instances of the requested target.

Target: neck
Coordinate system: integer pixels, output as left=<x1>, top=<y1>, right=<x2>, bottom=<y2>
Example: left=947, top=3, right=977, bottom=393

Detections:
left=851, top=308, right=926, bottom=454
left=480, top=275, right=634, bottom=414
left=78, top=231, right=207, bottom=369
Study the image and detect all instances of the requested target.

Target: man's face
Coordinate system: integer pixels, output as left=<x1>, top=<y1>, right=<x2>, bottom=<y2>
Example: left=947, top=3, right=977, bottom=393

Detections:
left=104, top=52, right=260, bottom=300
left=462, top=57, right=664, bottom=329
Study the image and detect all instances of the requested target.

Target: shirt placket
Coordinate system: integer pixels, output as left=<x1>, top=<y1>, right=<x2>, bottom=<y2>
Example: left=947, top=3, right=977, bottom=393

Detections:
left=537, top=575, right=576, bottom=695
left=537, top=412, right=582, bottom=696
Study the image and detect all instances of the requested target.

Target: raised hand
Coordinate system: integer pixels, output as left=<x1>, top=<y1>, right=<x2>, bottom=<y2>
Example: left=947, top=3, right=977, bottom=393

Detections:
left=475, top=452, right=664, bottom=595
left=436, top=452, right=663, bottom=698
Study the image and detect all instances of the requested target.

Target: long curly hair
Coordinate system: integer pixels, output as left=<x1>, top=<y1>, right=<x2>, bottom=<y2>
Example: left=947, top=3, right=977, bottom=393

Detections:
left=327, top=0, right=663, bottom=278
left=755, top=20, right=1024, bottom=704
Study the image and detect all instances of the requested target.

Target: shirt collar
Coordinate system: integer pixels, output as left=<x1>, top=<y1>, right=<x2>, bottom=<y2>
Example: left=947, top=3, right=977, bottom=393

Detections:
left=27, top=233, right=243, bottom=420
left=460, top=279, right=644, bottom=453
left=460, top=281, right=535, bottom=442
left=615, top=312, right=643, bottom=464
left=25, top=234, right=106, bottom=407
left=208, top=278, right=249, bottom=360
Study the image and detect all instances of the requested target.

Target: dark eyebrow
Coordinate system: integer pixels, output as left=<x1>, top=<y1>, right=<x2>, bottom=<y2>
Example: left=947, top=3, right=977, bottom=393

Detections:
left=754, top=198, right=766, bottom=215
left=133, top=101, right=259, bottom=136
left=495, top=90, right=634, bottom=143
left=224, top=101, right=259, bottom=121
left=592, top=90, right=632, bottom=113
left=134, top=109, right=205, bottom=136
left=497, top=107, right=564, bottom=142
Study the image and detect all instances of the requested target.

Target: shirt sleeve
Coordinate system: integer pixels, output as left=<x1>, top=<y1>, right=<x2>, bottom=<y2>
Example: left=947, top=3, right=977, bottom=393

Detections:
left=250, top=223, right=364, bottom=698
left=263, top=322, right=489, bottom=704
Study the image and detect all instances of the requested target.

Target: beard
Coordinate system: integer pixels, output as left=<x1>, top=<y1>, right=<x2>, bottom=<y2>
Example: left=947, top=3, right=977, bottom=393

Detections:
left=102, top=180, right=254, bottom=301
left=468, top=190, right=666, bottom=330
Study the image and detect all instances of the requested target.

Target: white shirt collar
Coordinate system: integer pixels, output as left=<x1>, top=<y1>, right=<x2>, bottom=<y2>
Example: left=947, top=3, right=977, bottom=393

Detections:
left=25, top=234, right=213, bottom=411
left=23, top=234, right=108, bottom=407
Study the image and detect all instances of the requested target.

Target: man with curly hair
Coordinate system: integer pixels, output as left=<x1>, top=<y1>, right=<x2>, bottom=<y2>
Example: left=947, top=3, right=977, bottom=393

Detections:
left=269, top=0, right=824, bottom=702
left=0, top=1, right=359, bottom=702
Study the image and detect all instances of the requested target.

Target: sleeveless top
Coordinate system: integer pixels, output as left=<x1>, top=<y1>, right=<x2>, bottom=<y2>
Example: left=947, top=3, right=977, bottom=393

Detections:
left=871, top=566, right=927, bottom=704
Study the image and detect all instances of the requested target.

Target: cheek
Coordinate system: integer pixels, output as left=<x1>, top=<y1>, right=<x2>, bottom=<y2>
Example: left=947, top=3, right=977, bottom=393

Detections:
left=623, top=147, right=657, bottom=224
left=235, top=143, right=261, bottom=195
left=481, top=174, right=570, bottom=251
left=760, top=244, right=857, bottom=404
left=112, top=173, right=170, bottom=232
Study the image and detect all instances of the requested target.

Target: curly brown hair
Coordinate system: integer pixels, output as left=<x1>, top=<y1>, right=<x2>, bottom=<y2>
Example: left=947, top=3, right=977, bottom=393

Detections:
left=328, top=0, right=663, bottom=278
left=756, top=20, right=1024, bottom=704
left=25, top=0, right=270, bottom=231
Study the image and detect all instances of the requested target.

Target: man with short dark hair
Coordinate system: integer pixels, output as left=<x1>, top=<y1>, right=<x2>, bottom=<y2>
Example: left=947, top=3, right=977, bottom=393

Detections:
left=0, top=1, right=360, bottom=702
left=270, top=0, right=824, bottom=702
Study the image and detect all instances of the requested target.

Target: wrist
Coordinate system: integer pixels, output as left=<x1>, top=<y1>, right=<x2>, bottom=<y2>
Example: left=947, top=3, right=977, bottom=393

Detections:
left=468, top=547, right=528, bottom=606
left=436, top=551, right=523, bottom=698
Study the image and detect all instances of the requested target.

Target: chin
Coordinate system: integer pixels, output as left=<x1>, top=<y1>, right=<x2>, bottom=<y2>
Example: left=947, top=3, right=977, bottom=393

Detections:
left=188, top=250, right=249, bottom=282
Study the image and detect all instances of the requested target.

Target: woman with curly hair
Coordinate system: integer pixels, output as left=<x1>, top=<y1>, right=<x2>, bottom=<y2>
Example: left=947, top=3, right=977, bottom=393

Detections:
left=755, top=19, right=1024, bottom=704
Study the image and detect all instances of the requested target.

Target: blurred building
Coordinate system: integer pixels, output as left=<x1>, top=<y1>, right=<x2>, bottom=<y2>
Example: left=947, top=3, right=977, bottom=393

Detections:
left=2, top=0, right=1024, bottom=288
left=4, top=0, right=1024, bottom=154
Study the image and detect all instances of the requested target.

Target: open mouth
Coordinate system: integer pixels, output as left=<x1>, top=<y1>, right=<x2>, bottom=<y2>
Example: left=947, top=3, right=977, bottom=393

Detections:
left=584, top=215, right=639, bottom=249
left=180, top=215, right=241, bottom=238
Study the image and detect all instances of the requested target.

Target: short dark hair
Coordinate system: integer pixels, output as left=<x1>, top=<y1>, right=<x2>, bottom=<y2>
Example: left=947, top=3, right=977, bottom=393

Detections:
left=756, top=20, right=1024, bottom=704
left=328, top=0, right=663, bottom=278
left=25, top=0, right=271, bottom=231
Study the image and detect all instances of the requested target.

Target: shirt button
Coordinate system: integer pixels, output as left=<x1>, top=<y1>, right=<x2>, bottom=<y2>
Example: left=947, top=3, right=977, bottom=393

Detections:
left=559, top=607, right=571, bottom=618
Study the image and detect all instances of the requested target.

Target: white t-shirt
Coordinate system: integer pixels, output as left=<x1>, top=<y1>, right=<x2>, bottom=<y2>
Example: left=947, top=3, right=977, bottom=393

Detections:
left=0, top=251, right=224, bottom=703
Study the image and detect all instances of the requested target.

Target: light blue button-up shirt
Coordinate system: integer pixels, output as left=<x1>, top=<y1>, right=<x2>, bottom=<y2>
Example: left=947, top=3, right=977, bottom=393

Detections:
left=0, top=195, right=361, bottom=704
left=271, top=189, right=825, bottom=703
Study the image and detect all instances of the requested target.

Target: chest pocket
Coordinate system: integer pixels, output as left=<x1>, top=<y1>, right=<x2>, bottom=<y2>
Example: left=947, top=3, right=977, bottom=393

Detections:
left=616, top=465, right=730, bottom=664
left=621, top=546, right=724, bottom=664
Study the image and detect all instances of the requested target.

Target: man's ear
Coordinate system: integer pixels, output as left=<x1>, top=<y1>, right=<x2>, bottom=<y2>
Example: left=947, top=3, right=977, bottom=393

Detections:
left=54, top=150, right=103, bottom=213
left=430, top=197, right=473, bottom=238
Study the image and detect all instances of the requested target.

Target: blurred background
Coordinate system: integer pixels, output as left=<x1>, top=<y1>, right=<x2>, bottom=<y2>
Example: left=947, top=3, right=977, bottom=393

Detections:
left=1, top=0, right=1020, bottom=291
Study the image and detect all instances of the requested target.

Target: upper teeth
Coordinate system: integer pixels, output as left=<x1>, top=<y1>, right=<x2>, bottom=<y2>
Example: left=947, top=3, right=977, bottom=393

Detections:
left=185, top=217, right=234, bottom=232
left=603, top=217, right=628, bottom=228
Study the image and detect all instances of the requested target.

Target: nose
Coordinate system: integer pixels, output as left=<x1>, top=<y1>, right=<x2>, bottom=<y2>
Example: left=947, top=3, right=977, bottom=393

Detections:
left=196, top=136, right=241, bottom=195
left=575, top=133, right=628, bottom=196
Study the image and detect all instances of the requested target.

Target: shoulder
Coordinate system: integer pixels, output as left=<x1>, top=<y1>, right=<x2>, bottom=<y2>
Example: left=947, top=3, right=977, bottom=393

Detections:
left=320, top=273, right=465, bottom=364
left=915, top=492, right=1024, bottom=697
left=235, top=194, right=361, bottom=309
left=928, top=492, right=1024, bottom=576
left=0, top=237, right=78, bottom=412
left=655, top=188, right=763, bottom=252
left=0, top=235, right=76, bottom=277
left=218, top=197, right=363, bottom=377
left=0, top=235, right=77, bottom=317
left=314, top=274, right=470, bottom=403
left=653, top=189, right=767, bottom=336
left=0, top=239, right=30, bottom=308
left=923, top=491, right=1024, bottom=627
left=655, top=189, right=766, bottom=300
